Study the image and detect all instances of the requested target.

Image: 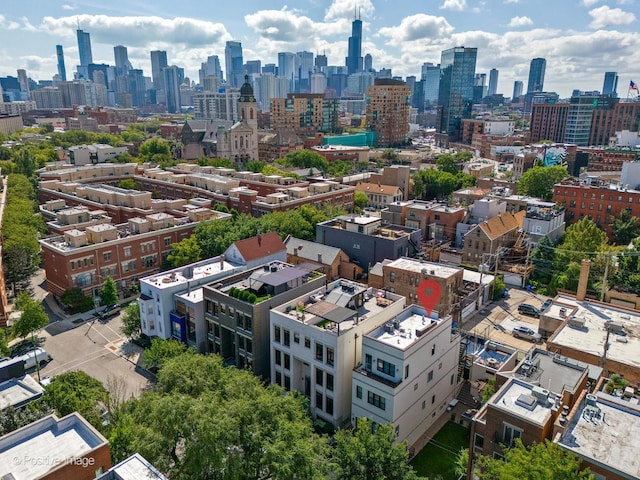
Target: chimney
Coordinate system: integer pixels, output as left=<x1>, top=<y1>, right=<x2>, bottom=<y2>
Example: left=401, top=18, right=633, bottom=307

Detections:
left=576, top=259, right=590, bottom=301
left=220, top=254, right=224, bottom=270
left=318, top=253, right=323, bottom=264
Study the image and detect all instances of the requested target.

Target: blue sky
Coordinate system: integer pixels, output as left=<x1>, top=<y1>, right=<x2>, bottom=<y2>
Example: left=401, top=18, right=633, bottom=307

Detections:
left=1, top=0, right=639, bottom=97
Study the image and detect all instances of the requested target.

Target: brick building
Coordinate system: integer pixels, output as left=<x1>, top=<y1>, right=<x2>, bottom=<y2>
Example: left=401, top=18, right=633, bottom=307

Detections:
left=529, top=102, right=569, bottom=143
left=284, top=236, right=363, bottom=281
left=270, top=94, right=339, bottom=136
left=365, top=79, right=410, bottom=147
left=552, top=180, right=640, bottom=236
left=579, top=146, right=639, bottom=171
left=461, top=211, right=525, bottom=266
left=40, top=211, right=226, bottom=298
left=590, top=100, right=640, bottom=147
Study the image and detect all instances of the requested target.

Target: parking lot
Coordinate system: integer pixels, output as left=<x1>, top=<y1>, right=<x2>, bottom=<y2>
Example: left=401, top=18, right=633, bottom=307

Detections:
left=460, top=287, right=550, bottom=353
left=36, top=312, right=151, bottom=399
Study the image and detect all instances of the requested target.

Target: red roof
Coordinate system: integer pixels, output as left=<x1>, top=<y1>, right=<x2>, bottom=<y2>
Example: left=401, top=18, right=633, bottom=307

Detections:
left=232, top=232, right=286, bottom=263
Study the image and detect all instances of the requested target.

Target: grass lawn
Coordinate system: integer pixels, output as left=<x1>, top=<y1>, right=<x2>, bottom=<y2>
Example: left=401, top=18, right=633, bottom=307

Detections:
left=410, top=421, right=470, bottom=480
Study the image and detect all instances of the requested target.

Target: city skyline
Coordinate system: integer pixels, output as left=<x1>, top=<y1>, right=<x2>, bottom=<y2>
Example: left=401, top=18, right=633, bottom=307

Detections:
left=0, top=0, right=639, bottom=97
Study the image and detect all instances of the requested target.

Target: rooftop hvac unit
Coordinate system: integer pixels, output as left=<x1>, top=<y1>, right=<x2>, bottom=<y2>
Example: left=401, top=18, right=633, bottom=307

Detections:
left=568, top=317, right=586, bottom=329
left=531, top=386, right=549, bottom=402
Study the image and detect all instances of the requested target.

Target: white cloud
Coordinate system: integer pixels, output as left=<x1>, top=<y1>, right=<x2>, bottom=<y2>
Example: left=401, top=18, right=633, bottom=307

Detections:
left=61, top=4, right=75, bottom=10
left=588, top=5, right=636, bottom=29
left=440, top=0, right=467, bottom=11
left=245, top=8, right=316, bottom=42
left=508, top=16, right=533, bottom=27
left=582, top=0, right=600, bottom=5
left=378, top=14, right=454, bottom=43
left=504, top=0, right=520, bottom=3
left=324, top=0, right=374, bottom=22
left=40, top=15, right=231, bottom=48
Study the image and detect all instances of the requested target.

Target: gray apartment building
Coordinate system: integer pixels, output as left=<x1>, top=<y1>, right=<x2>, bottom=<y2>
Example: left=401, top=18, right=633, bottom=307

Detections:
left=316, top=215, right=422, bottom=272
left=203, top=261, right=326, bottom=379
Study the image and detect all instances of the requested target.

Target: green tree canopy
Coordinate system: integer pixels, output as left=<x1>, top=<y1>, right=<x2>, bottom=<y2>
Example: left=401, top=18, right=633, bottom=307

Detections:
left=44, top=371, right=108, bottom=431
left=167, top=235, right=202, bottom=268
left=517, top=166, right=568, bottom=201
left=12, top=294, right=48, bottom=340
left=117, top=178, right=139, bottom=190
left=99, top=276, right=119, bottom=306
left=139, top=139, right=171, bottom=163
left=556, top=217, right=607, bottom=265
left=474, top=439, right=593, bottom=480
left=611, top=209, right=640, bottom=246
left=120, top=302, right=141, bottom=340
left=354, top=190, right=369, bottom=210
left=110, top=353, right=328, bottom=479
left=412, top=168, right=476, bottom=200
left=141, top=338, right=189, bottom=371
left=332, top=417, right=422, bottom=480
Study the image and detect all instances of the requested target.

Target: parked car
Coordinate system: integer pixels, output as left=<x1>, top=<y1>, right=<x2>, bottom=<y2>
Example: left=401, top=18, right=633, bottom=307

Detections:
left=518, top=303, right=540, bottom=318
left=98, top=304, right=121, bottom=320
left=18, top=348, right=51, bottom=370
left=540, top=299, right=552, bottom=312
left=512, top=326, right=542, bottom=343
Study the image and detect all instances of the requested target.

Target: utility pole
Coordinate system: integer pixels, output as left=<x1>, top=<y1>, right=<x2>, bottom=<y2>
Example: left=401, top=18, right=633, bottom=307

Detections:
left=600, top=251, right=611, bottom=302
left=477, top=253, right=486, bottom=310
left=523, top=242, right=532, bottom=288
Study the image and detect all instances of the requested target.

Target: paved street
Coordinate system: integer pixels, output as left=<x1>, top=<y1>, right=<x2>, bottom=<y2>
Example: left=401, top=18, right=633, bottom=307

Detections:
left=38, top=312, right=151, bottom=399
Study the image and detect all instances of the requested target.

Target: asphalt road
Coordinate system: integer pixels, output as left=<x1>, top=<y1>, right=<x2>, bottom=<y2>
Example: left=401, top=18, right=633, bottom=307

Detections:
left=38, top=312, right=151, bottom=399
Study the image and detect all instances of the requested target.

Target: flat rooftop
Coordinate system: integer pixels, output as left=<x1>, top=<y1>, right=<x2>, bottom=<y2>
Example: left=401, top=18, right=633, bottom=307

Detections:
left=142, top=257, right=242, bottom=291
left=491, top=378, right=555, bottom=425
left=549, top=296, right=640, bottom=370
left=0, top=375, right=44, bottom=410
left=367, top=307, right=447, bottom=350
left=386, top=257, right=461, bottom=279
left=274, top=281, right=403, bottom=336
left=98, top=453, right=167, bottom=479
left=558, top=392, right=640, bottom=479
left=0, top=413, right=107, bottom=480
left=335, top=214, right=380, bottom=225
left=509, top=349, right=590, bottom=395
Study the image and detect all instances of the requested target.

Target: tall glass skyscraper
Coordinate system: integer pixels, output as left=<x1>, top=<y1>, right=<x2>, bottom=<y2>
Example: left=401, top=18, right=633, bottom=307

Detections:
left=150, top=50, right=168, bottom=90
left=76, top=29, right=93, bottom=66
left=512, top=81, right=523, bottom=100
left=602, top=72, right=619, bottom=97
left=346, top=14, right=363, bottom=75
left=488, top=68, right=499, bottom=96
left=527, top=58, right=546, bottom=94
left=56, top=45, right=66, bottom=82
left=437, top=46, right=477, bottom=137
left=113, top=45, right=132, bottom=74
left=225, top=41, right=243, bottom=87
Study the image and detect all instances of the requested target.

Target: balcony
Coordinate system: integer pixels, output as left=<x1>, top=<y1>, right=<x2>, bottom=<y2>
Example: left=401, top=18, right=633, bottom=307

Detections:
left=353, top=363, right=402, bottom=388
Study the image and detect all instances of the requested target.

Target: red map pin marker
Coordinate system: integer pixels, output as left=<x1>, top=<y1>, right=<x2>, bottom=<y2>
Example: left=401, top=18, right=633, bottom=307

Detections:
left=416, top=279, right=442, bottom=317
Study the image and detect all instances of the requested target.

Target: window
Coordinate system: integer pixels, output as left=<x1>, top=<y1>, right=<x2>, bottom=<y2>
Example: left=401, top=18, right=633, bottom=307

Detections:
left=123, top=246, right=131, bottom=257
left=284, top=354, right=290, bottom=370
left=294, top=332, right=300, bottom=344
left=474, top=434, right=484, bottom=452
left=283, top=329, right=290, bottom=347
left=326, top=373, right=334, bottom=391
left=284, top=375, right=290, bottom=391
left=431, top=394, right=436, bottom=404
left=365, top=354, right=372, bottom=371
left=274, top=326, right=281, bottom=343
left=427, top=370, right=434, bottom=382
left=422, top=400, right=426, bottom=409
left=316, top=391, right=323, bottom=409
left=503, top=424, right=522, bottom=447
left=405, top=365, right=410, bottom=379
left=326, top=397, right=334, bottom=415
left=164, top=237, right=171, bottom=247
left=395, top=425, right=400, bottom=437
left=304, top=337, right=311, bottom=348
left=315, top=342, right=323, bottom=361
left=103, top=251, right=111, bottom=261
left=377, top=359, right=395, bottom=376
left=389, top=271, right=396, bottom=282
left=450, top=374, right=455, bottom=385
left=275, top=371, right=282, bottom=385
left=367, top=391, right=386, bottom=410
left=316, top=368, right=323, bottom=386
left=275, top=350, right=281, bottom=366
left=431, top=344, right=436, bottom=355
left=356, top=385, right=362, bottom=399
left=326, top=347, right=334, bottom=366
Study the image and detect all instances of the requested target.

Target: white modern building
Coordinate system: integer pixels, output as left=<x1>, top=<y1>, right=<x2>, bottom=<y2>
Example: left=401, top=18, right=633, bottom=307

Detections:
left=351, top=305, right=461, bottom=447
left=138, top=256, right=245, bottom=351
left=269, top=280, right=405, bottom=427
left=68, top=144, right=129, bottom=165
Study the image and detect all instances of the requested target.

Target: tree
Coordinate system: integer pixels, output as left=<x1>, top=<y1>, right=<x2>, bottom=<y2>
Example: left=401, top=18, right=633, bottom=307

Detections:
left=12, top=294, right=48, bottom=340
left=110, top=353, right=328, bottom=479
left=332, top=418, right=422, bottom=480
left=474, top=439, right=593, bottom=480
left=0, top=328, right=10, bottom=358
left=556, top=217, right=607, bottom=265
left=99, top=276, right=119, bottom=306
left=436, top=153, right=459, bottom=175
left=139, top=139, right=171, bottom=163
left=454, top=448, right=469, bottom=479
left=517, top=166, right=568, bottom=201
left=354, top=190, right=369, bottom=210
left=0, top=401, right=52, bottom=436
left=44, top=371, right=108, bottom=431
left=117, top=178, right=139, bottom=190
left=13, top=148, right=38, bottom=177
left=611, top=209, right=640, bottom=246
left=120, top=302, right=141, bottom=340
left=530, top=235, right=555, bottom=284
left=141, top=338, right=189, bottom=371
left=167, top=235, right=203, bottom=267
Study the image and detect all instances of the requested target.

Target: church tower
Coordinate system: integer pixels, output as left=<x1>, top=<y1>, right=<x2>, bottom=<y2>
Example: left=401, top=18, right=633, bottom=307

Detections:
left=239, top=74, right=257, bottom=131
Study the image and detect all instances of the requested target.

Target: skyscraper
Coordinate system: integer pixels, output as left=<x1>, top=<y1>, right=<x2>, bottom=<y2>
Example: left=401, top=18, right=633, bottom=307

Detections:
left=76, top=29, right=93, bottom=67
left=364, top=53, right=373, bottom=72
left=366, top=79, right=410, bottom=147
left=113, top=45, right=132, bottom=74
left=345, top=13, right=363, bottom=75
left=162, top=65, right=181, bottom=113
left=56, top=45, right=67, bottom=82
left=602, top=72, right=619, bottom=97
left=278, top=52, right=296, bottom=90
left=437, top=46, right=477, bottom=137
left=225, top=41, right=243, bottom=87
left=421, top=62, right=440, bottom=104
left=488, top=68, right=499, bottom=96
left=150, top=50, right=168, bottom=91
left=527, top=58, right=546, bottom=94
left=315, top=53, right=328, bottom=70
left=17, top=69, right=29, bottom=95
left=296, top=51, right=314, bottom=91
left=512, top=81, right=523, bottom=100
